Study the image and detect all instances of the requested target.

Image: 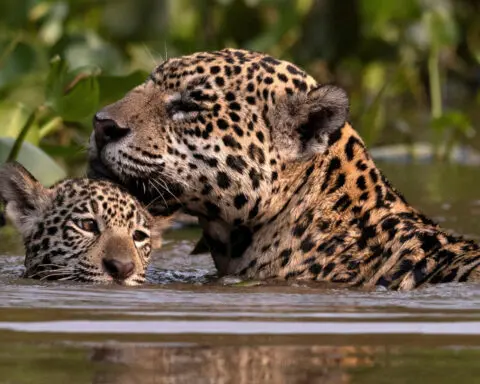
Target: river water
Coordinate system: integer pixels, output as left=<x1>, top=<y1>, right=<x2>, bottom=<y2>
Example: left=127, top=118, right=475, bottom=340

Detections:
left=0, top=162, right=479, bottom=384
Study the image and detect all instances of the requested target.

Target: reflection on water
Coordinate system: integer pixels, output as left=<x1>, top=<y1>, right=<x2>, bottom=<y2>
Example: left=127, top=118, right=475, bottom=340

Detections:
left=0, top=162, right=480, bottom=383
left=90, top=344, right=371, bottom=384
left=1, top=341, right=480, bottom=384
left=86, top=344, right=480, bottom=384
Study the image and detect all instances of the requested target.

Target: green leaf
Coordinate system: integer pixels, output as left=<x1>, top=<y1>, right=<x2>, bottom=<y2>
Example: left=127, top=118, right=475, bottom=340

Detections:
left=45, top=57, right=100, bottom=122
left=37, top=2, right=68, bottom=46
left=45, top=56, right=68, bottom=108
left=362, top=62, right=387, bottom=94
left=360, top=0, right=420, bottom=40
left=98, top=70, right=148, bottom=106
left=38, top=117, right=63, bottom=139
left=0, top=41, right=38, bottom=90
left=0, top=102, right=40, bottom=144
left=59, top=74, right=99, bottom=121
left=40, top=143, right=86, bottom=160
left=431, top=112, right=473, bottom=135
left=0, top=137, right=66, bottom=186
left=64, top=37, right=125, bottom=74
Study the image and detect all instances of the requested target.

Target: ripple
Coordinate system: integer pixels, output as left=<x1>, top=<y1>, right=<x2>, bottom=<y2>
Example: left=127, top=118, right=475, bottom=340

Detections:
left=1, top=320, right=480, bottom=335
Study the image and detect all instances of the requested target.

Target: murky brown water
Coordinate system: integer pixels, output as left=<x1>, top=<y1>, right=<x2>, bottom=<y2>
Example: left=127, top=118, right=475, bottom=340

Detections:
left=1, top=162, right=480, bottom=384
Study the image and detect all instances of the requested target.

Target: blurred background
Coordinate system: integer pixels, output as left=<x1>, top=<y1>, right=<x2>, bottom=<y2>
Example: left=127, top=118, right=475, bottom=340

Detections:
left=0, top=0, right=480, bottom=184
left=1, top=6, right=480, bottom=381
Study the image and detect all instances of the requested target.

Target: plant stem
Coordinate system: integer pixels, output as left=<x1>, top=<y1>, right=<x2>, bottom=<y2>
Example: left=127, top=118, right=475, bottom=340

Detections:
left=428, top=22, right=443, bottom=159
left=39, top=116, right=62, bottom=138
left=6, top=108, right=37, bottom=162
left=429, top=41, right=442, bottom=119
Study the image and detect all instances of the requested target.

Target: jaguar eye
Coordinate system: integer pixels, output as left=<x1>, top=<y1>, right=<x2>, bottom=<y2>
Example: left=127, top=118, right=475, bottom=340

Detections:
left=167, top=98, right=203, bottom=119
left=178, top=100, right=202, bottom=112
left=133, top=230, right=149, bottom=242
left=77, top=219, right=99, bottom=234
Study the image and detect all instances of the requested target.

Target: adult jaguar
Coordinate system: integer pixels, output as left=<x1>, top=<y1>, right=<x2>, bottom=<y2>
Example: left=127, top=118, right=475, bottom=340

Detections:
left=88, top=48, right=480, bottom=290
left=0, top=162, right=167, bottom=285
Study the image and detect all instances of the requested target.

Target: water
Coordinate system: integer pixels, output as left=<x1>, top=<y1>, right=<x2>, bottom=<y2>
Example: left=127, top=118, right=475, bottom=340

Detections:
left=1, top=162, right=480, bottom=384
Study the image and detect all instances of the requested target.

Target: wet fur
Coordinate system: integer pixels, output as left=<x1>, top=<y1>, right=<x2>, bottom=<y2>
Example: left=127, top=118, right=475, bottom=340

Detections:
left=0, top=162, right=158, bottom=285
left=88, top=48, right=480, bottom=290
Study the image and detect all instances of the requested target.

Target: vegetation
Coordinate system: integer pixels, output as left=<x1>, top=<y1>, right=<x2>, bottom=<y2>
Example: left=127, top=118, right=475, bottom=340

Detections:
left=0, top=0, right=479, bottom=182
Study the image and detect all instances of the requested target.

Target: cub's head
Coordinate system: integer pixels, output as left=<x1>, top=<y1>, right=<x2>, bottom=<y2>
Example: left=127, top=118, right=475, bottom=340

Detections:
left=0, top=162, right=162, bottom=286
left=88, top=49, right=348, bottom=225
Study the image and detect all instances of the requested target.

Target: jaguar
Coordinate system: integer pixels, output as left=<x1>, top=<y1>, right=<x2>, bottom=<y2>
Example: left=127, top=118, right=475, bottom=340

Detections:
left=0, top=161, right=166, bottom=285
left=88, top=48, right=480, bottom=290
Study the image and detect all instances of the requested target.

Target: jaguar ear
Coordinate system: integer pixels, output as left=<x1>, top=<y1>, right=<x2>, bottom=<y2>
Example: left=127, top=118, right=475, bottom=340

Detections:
left=269, top=84, right=349, bottom=159
left=0, top=162, right=51, bottom=236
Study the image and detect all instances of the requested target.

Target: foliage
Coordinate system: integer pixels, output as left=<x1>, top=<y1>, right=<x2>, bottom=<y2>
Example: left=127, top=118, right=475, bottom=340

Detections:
left=0, top=137, right=66, bottom=185
left=0, top=0, right=479, bottom=182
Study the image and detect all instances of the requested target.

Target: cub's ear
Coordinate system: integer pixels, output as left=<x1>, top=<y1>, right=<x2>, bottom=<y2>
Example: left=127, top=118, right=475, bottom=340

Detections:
left=269, top=84, right=349, bottom=159
left=0, top=162, right=51, bottom=236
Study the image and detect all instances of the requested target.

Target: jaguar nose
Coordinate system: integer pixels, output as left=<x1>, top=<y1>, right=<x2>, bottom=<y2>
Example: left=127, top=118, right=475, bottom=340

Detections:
left=93, top=113, right=130, bottom=151
left=102, top=258, right=135, bottom=280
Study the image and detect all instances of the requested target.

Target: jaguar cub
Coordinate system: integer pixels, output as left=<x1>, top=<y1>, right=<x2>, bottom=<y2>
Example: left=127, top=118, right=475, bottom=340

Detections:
left=0, top=162, right=167, bottom=285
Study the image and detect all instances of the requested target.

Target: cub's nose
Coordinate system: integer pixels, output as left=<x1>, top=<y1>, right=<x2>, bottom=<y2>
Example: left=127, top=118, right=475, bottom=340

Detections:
left=102, top=258, right=135, bottom=280
left=93, top=113, right=130, bottom=151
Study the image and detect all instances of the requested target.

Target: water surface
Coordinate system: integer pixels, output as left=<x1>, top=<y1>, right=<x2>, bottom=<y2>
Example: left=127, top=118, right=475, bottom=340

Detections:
left=1, top=162, right=480, bottom=383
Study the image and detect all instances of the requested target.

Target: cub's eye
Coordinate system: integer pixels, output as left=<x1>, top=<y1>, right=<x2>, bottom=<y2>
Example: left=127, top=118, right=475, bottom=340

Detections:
left=77, top=219, right=99, bottom=234
left=133, top=230, right=149, bottom=242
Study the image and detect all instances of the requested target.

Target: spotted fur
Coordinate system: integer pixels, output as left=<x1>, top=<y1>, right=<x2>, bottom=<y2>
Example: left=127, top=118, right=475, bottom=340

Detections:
left=0, top=162, right=162, bottom=286
left=88, top=48, right=480, bottom=290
